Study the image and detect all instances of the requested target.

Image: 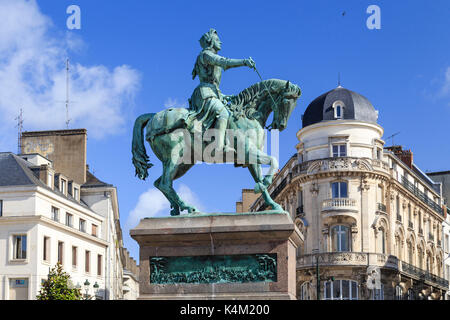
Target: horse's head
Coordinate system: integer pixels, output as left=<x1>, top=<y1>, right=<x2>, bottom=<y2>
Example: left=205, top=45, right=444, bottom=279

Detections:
left=269, top=80, right=301, bottom=131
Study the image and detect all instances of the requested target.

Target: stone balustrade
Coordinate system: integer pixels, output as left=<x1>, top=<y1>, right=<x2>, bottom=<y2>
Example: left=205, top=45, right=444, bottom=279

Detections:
left=297, top=252, right=398, bottom=269
left=322, top=198, right=357, bottom=212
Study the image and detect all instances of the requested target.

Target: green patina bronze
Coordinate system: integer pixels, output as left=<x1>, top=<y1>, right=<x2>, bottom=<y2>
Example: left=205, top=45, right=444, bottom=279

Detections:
left=132, top=28, right=301, bottom=216
left=150, top=254, right=277, bottom=284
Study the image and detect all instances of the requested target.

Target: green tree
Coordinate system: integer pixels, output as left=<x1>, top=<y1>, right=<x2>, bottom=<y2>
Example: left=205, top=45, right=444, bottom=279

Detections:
left=37, top=262, right=82, bottom=300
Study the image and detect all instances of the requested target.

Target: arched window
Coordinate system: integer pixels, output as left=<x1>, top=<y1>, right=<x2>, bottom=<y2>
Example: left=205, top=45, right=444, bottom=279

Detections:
left=300, top=282, right=311, bottom=300
left=377, top=228, right=386, bottom=254
left=323, top=280, right=358, bottom=300
left=332, top=101, right=345, bottom=119
left=331, top=181, right=348, bottom=198
left=331, top=225, right=350, bottom=252
left=426, top=254, right=431, bottom=273
left=408, top=242, right=414, bottom=264
left=417, top=248, right=423, bottom=269
left=395, top=285, right=403, bottom=300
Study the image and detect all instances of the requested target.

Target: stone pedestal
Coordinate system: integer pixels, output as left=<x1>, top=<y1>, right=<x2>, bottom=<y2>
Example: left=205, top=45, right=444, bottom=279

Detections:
left=130, top=211, right=303, bottom=300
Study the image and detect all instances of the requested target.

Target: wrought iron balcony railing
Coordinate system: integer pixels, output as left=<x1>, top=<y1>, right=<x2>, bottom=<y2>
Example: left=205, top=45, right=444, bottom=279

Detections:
left=377, top=203, right=386, bottom=212
left=401, top=176, right=443, bottom=217
left=400, top=261, right=448, bottom=289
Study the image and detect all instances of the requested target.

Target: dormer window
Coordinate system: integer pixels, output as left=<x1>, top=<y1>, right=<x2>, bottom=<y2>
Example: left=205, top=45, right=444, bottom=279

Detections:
left=332, top=101, right=345, bottom=119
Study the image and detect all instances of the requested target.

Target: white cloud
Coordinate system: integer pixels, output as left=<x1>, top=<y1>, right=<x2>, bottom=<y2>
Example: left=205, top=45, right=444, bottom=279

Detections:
left=125, top=183, right=206, bottom=229
left=440, top=67, right=450, bottom=97
left=0, top=0, right=140, bottom=151
left=164, top=97, right=187, bottom=108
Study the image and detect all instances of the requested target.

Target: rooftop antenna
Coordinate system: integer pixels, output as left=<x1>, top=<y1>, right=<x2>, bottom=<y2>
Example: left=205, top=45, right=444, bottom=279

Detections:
left=65, top=58, right=71, bottom=129
left=386, top=132, right=400, bottom=146
left=15, top=108, right=24, bottom=154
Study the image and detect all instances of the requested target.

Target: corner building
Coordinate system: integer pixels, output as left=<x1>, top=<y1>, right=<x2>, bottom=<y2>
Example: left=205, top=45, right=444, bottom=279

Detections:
left=248, top=86, right=448, bottom=300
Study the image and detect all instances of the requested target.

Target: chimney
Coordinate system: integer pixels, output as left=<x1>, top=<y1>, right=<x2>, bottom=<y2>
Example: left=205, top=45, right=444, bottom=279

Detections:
left=385, top=145, right=413, bottom=168
left=21, top=129, right=87, bottom=184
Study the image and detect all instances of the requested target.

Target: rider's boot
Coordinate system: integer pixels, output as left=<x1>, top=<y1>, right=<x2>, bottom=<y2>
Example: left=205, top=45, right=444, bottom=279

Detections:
left=216, top=117, right=235, bottom=154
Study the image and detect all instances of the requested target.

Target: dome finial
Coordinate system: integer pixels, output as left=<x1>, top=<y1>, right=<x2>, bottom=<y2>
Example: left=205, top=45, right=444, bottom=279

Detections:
left=337, top=72, right=342, bottom=88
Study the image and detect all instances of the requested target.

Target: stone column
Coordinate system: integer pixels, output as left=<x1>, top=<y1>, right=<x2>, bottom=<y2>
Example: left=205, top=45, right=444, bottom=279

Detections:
left=360, top=175, right=370, bottom=252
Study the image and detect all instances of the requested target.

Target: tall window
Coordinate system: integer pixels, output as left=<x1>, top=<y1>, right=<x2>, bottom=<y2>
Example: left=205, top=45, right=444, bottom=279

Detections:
left=72, top=246, right=77, bottom=268
left=446, top=235, right=449, bottom=253
left=378, top=228, right=386, bottom=254
left=97, top=255, right=102, bottom=276
left=372, top=284, right=384, bottom=300
left=395, top=285, right=403, bottom=300
left=407, top=288, right=415, bottom=300
left=408, top=242, right=413, bottom=264
left=332, top=182, right=348, bottom=198
left=376, top=148, right=382, bottom=160
left=43, top=236, right=50, bottom=262
left=51, top=206, right=59, bottom=222
left=92, top=224, right=98, bottom=237
left=331, top=225, right=350, bottom=252
left=13, top=235, right=27, bottom=259
left=79, top=219, right=86, bottom=233
left=61, top=179, right=66, bottom=195
left=332, top=145, right=346, bottom=157
left=324, top=280, right=358, bottom=300
left=0, top=199, right=3, bottom=216
left=300, top=282, right=311, bottom=300
left=74, top=188, right=79, bottom=201
left=85, top=250, right=90, bottom=273
left=58, top=241, right=64, bottom=265
left=408, top=205, right=412, bottom=223
left=418, top=248, right=423, bottom=269
left=65, top=213, right=73, bottom=227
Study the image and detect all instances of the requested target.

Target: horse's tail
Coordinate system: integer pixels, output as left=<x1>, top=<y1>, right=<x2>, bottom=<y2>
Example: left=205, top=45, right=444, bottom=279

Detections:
left=132, top=113, right=155, bottom=180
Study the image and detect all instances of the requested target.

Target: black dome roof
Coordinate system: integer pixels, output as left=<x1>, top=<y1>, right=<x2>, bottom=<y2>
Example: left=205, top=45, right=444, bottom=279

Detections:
left=302, top=86, right=378, bottom=128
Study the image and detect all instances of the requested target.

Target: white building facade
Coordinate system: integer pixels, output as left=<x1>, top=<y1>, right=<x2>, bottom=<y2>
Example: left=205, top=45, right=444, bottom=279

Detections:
left=0, top=129, right=134, bottom=300
left=249, top=86, right=448, bottom=300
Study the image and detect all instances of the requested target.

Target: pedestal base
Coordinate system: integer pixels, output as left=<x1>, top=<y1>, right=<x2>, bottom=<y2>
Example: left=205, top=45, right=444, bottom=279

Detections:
left=130, top=211, right=303, bottom=300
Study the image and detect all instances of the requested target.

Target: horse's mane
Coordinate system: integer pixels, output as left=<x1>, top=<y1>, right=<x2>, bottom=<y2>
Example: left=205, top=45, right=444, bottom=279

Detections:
left=228, top=79, right=301, bottom=120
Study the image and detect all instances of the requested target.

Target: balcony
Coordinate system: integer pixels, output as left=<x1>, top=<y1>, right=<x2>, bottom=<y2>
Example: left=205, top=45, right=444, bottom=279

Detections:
left=400, top=261, right=448, bottom=289
left=400, top=176, right=443, bottom=217
left=322, top=198, right=357, bottom=212
left=297, top=252, right=398, bottom=270
left=377, top=203, right=386, bottom=212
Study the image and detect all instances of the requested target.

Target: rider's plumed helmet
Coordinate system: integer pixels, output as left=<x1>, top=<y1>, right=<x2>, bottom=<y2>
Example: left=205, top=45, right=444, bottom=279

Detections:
left=199, top=28, right=218, bottom=50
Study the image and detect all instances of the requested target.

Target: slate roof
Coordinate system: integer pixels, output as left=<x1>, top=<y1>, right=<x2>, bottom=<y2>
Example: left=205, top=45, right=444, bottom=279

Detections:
left=82, top=170, right=113, bottom=188
left=0, top=152, right=91, bottom=209
left=302, top=86, right=378, bottom=128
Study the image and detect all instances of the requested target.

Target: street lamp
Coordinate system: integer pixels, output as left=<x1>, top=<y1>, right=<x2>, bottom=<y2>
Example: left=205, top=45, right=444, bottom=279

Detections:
left=93, top=282, right=99, bottom=300
left=83, top=279, right=90, bottom=300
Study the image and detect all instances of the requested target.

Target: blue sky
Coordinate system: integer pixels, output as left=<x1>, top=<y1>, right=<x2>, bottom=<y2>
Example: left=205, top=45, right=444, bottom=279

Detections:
left=0, top=0, right=449, bottom=260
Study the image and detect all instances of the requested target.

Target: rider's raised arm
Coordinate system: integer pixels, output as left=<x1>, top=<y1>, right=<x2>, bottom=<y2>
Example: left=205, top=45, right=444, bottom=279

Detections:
left=201, top=50, right=248, bottom=71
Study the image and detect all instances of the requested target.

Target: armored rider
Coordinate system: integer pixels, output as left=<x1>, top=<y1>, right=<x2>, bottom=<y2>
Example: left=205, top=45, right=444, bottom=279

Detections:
left=189, top=28, right=255, bottom=153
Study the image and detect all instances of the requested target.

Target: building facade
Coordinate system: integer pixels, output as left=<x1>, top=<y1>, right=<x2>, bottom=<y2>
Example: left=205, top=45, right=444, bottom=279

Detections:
left=0, top=129, right=131, bottom=300
left=243, top=86, right=448, bottom=300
